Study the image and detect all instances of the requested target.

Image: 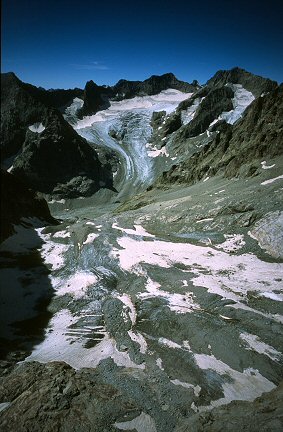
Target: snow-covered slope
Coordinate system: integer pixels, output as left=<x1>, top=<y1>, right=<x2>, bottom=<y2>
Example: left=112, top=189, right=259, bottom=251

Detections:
left=210, top=84, right=255, bottom=126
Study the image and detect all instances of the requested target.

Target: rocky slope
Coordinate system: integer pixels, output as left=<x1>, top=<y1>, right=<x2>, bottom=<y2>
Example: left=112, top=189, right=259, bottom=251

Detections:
left=0, top=361, right=282, bottom=432
left=177, top=86, right=234, bottom=139
left=10, top=109, right=112, bottom=197
left=157, top=83, right=283, bottom=186
left=1, top=73, right=113, bottom=197
left=174, top=381, right=283, bottom=432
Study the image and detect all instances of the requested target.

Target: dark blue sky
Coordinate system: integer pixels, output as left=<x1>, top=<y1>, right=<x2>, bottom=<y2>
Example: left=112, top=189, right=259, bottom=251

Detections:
left=2, top=0, right=283, bottom=89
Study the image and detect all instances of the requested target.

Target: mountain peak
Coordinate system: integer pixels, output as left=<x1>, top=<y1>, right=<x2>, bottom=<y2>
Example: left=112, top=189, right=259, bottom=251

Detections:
left=206, top=67, right=278, bottom=97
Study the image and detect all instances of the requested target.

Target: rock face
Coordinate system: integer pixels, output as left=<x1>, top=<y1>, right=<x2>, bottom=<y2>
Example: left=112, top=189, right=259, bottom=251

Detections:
left=77, top=80, right=112, bottom=117
left=249, top=211, right=283, bottom=259
left=10, top=109, right=110, bottom=197
left=1, top=72, right=48, bottom=159
left=0, top=169, right=57, bottom=242
left=113, top=72, right=198, bottom=100
left=158, top=84, right=283, bottom=185
left=1, top=361, right=281, bottom=432
left=1, top=73, right=113, bottom=197
left=206, top=67, right=277, bottom=97
left=174, top=381, right=283, bottom=432
left=36, top=87, right=84, bottom=111
left=0, top=361, right=140, bottom=432
left=179, top=86, right=234, bottom=139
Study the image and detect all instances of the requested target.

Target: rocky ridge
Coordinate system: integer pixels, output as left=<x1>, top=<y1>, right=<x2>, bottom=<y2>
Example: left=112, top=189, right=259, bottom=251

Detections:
left=112, top=72, right=199, bottom=100
left=206, top=67, right=278, bottom=97
left=77, top=80, right=112, bottom=118
left=1, top=73, right=113, bottom=197
left=157, top=83, right=283, bottom=186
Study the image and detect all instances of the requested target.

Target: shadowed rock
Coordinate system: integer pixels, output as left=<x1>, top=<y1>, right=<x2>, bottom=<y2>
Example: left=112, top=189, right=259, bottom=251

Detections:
left=0, top=169, right=58, bottom=242
left=1, top=73, right=114, bottom=197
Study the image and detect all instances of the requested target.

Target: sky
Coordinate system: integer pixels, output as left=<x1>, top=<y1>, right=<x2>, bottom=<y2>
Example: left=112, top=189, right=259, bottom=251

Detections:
left=2, top=0, right=283, bottom=89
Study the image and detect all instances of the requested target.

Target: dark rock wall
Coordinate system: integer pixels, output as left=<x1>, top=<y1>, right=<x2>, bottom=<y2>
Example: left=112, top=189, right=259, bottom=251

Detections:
left=1, top=73, right=113, bottom=197
left=0, top=169, right=58, bottom=242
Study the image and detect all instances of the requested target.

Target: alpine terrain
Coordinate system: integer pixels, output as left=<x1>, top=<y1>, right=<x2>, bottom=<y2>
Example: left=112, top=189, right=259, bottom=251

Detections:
left=0, top=68, right=283, bottom=431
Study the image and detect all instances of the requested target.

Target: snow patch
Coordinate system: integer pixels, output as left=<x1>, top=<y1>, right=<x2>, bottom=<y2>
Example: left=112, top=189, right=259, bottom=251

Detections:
left=51, top=271, right=98, bottom=299
left=48, top=199, right=66, bottom=204
left=64, top=97, right=84, bottom=121
left=194, top=353, right=275, bottom=410
left=240, top=332, right=282, bottom=361
left=82, top=233, right=99, bottom=245
left=181, top=97, right=204, bottom=125
left=261, top=161, right=275, bottom=170
left=112, top=236, right=283, bottom=321
left=114, top=412, right=157, bottom=432
left=196, top=218, right=214, bottom=224
left=158, top=338, right=184, bottom=350
left=0, top=402, right=11, bottom=413
left=215, top=234, right=245, bottom=253
left=116, top=294, right=137, bottom=325
left=112, top=223, right=155, bottom=238
left=36, top=228, right=70, bottom=270
left=128, top=330, right=147, bottom=354
left=170, top=379, right=201, bottom=396
left=138, top=275, right=199, bottom=314
left=156, top=358, right=164, bottom=370
left=261, top=175, right=283, bottom=185
left=259, top=292, right=283, bottom=302
left=209, top=84, right=255, bottom=127
left=53, top=230, right=71, bottom=238
left=28, top=122, right=45, bottom=133
left=26, top=309, right=145, bottom=370
left=147, top=145, right=169, bottom=158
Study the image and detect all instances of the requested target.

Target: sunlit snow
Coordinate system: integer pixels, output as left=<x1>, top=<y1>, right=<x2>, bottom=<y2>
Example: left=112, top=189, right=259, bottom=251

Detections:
left=209, top=84, right=255, bottom=127
left=28, top=122, right=45, bottom=133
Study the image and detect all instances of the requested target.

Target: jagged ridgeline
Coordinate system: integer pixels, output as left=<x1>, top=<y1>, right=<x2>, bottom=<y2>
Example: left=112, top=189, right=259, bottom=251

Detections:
left=1, top=68, right=279, bottom=196
left=1, top=67, right=282, bottom=235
